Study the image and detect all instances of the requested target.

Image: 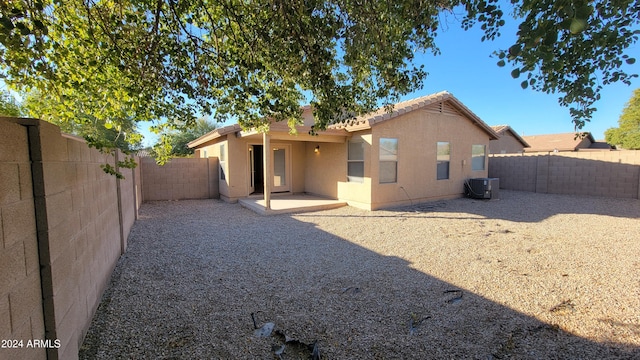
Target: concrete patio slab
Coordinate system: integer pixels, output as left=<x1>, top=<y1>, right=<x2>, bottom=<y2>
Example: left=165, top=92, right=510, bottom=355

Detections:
left=238, top=193, right=347, bottom=215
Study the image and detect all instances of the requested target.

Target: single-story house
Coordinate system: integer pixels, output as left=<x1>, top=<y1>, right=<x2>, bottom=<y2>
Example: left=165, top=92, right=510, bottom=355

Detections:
left=522, top=132, right=611, bottom=152
left=188, top=91, right=499, bottom=210
left=489, top=125, right=530, bottom=154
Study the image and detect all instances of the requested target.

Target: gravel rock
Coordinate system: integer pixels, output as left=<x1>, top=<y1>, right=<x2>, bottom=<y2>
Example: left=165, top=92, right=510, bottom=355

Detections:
left=79, top=190, right=640, bottom=359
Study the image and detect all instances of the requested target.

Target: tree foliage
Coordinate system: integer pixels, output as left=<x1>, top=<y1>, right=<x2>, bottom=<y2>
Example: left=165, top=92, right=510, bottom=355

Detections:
left=153, top=117, right=218, bottom=160
left=0, top=89, right=23, bottom=116
left=1, top=0, right=638, bottom=162
left=22, top=89, right=142, bottom=151
left=605, top=88, right=640, bottom=149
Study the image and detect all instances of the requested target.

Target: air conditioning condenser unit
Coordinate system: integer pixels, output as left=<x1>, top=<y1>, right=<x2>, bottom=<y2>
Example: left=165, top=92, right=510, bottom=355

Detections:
left=465, top=178, right=499, bottom=199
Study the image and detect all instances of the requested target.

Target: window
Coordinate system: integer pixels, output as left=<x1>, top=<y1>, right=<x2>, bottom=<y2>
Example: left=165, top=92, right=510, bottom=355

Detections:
left=437, top=142, right=450, bottom=180
left=379, top=138, right=398, bottom=183
left=219, top=144, right=226, bottom=181
left=472, top=145, right=486, bottom=171
left=347, top=140, right=364, bottom=183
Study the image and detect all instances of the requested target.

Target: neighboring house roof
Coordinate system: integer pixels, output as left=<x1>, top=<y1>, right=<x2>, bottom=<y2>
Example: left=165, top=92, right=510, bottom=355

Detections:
left=522, top=132, right=596, bottom=152
left=188, top=91, right=499, bottom=148
left=490, top=125, right=530, bottom=147
left=329, top=91, right=499, bottom=139
left=589, top=141, right=612, bottom=149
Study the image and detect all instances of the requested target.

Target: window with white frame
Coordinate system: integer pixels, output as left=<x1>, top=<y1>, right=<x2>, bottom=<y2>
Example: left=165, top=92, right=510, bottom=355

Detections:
left=347, top=140, right=364, bottom=183
left=379, top=138, right=398, bottom=183
left=437, top=142, right=450, bottom=180
left=219, top=143, right=226, bottom=181
left=471, top=145, right=486, bottom=171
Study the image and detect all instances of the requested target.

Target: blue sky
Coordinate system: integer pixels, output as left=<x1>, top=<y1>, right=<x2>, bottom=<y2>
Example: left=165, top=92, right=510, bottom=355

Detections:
left=402, top=14, right=639, bottom=141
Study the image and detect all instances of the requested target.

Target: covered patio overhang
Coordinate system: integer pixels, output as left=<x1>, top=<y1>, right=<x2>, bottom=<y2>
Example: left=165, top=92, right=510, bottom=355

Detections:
left=238, top=124, right=349, bottom=211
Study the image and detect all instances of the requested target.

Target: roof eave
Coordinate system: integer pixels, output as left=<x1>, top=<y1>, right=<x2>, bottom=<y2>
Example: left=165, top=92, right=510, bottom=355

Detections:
left=187, top=124, right=242, bottom=148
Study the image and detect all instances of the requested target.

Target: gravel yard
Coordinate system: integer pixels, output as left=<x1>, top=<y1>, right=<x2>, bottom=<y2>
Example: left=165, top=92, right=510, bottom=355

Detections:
left=80, top=190, right=640, bottom=359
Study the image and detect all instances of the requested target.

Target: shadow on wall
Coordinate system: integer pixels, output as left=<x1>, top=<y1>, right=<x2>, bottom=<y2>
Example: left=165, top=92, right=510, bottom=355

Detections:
left=489, top=153, right=640, bottom=200
left=80, top=199, right=639, bottom=359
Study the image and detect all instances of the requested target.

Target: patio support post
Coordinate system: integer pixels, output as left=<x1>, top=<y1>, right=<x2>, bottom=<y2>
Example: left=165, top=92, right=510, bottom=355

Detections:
left=263, top=131, right=271, bottom=210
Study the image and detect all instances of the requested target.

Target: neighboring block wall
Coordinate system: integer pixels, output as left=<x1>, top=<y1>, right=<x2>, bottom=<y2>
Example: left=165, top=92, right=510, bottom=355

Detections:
left=140, top=157, right=219, bottom=201
left=0, top=118, right=139, bottom=360
left=0, top=120, right=45, bottom=360
left=489, top=151, right=640, bottom=199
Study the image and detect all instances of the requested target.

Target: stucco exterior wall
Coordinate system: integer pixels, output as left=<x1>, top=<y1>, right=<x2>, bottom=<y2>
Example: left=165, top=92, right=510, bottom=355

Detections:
left=195, top=137, right=231, bottom=200
left=290, top=141, right=307, bottom=194
left=305, top=141, right=343, bottom=199
left=197, top=134, right=311, bottom=201
left=189, top=103, right=494, bottom=210
left=490, top=132, right=526, bottom=154
left=366, top=109, right=491, bottom=209
left=337, top=132, right=374, bottom=209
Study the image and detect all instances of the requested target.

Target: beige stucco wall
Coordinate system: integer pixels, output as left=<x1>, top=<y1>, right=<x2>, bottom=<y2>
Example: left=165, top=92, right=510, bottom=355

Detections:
left=337, top=133, right=374, bottom=209
left=304, top=141, right=346, bottom=199
left=197, top=134, right=311, bottom=202
left=489, top=132, right=526, bottom=154
left=366, top=109, right=491, bottom=210
left=193, top=108, right=493, bottom=210
left=195, top=137, right=231, bottom=200
left=304, top=133, right=373, bottom=208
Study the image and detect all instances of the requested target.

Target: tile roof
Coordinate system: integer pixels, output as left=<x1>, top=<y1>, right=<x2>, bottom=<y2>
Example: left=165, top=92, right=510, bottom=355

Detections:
left=188, top=91, right=499, bottom=147
left=522, top=132, right=595, bottom=152
left=329, top=91, right=499, bottom=139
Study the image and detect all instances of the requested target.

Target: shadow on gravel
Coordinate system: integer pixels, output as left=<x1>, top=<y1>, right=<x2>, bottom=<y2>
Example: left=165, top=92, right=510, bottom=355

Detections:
left=298, top=190, right=640, bottom=223
left=80, top=198, right=639, bottom=359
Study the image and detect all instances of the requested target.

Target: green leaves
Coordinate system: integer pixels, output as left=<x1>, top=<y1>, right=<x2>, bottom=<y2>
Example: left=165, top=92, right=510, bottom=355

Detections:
left=569, top=18, right=587, bottom=34
left=605, top=88, right=640, bottom=149
left=1, top=0, right=638, bottom=156
left=0, top=89, right=23, bottom=116
left=486, top=0, right=639, bottom=129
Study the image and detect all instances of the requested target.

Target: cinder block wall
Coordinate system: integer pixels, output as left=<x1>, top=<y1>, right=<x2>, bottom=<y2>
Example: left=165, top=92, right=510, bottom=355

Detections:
left=0, top=120, right=46, bottom=360
left=0, top=118, right=138, bottom=360
left=140, top=157, right=219, bottom=201
left=489, top=151, right=640, bottom=199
